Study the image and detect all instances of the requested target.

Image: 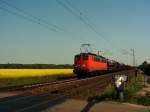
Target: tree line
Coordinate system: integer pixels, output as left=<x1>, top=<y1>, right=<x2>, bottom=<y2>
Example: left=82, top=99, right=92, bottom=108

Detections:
left=138, top=61, right=150, bottom=75
left=0, top=64, right=73, bottom=69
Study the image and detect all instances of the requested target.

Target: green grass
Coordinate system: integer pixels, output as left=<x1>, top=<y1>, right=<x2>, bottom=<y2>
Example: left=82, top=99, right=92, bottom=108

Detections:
left=88, top=74, right=150, bottom=106
left=127, top=95, right=150, bottom=106
left=124, top=75, right=150, bottom=106
left=88, top=84, right=116, bottom=102
left=124, top=80, right=142, bottom=99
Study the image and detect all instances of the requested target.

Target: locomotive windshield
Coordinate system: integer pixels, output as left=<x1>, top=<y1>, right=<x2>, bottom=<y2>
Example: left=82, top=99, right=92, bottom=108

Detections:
left=82, top=53, right=88, bottom=60
left=75, top=55, right=80, bottom=61
left=93, top=55, right=106, bottom=62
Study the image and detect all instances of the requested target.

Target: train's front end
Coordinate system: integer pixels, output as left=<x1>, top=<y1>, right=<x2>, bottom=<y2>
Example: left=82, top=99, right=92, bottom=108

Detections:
left=73, top=53, right=89, bottom=76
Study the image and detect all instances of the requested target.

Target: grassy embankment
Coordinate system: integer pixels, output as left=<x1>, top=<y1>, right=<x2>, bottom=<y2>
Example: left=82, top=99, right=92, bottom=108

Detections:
left=88, top=73, right=150, bottom=106
left=0, top=69, right=73, bottom=88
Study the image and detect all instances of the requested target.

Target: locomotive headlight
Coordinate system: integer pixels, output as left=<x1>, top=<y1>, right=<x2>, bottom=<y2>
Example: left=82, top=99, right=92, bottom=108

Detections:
left=82, top=64, right=86, bottom=67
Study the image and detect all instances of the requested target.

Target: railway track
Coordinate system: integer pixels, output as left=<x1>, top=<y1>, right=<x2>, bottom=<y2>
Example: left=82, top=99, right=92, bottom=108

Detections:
left=0, top=70, right=135, bottom=112
left=0, top=77, right=77, bottom=92
left=0, top=69, right=135, bottom=94
left=0, top=69, right=134, bottom=92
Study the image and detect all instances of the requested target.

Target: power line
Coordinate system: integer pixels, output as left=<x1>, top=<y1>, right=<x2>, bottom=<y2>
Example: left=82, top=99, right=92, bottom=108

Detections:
left=56, top=0, right=132, bottom=59
left=0, top=6, right=58, bottom=32
left=64, top=0, right=122, bottom=49
left=0, top=1, right=83, bottom=41
left=56, top=0, right=119, bottom=56
left=0, top=0, right=63, bottom=32
left=65, top=0, right=99, bottom=32
left=56, top=0, right=116, bottom=48
left=56, top=0, right=81, bottom=21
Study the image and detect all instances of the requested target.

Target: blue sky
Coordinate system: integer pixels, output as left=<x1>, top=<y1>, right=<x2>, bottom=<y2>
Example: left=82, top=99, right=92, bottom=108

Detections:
left=0, top=0, right=150, bottom=65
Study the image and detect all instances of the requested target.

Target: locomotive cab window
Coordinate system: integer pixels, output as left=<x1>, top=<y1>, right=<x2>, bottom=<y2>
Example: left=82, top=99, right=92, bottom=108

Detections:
left=93, top=56, right=106, bottom=62
left=82, top=54, right=88, bottom=60
left=75, top=55, right=80, bottom=61
left=101, top=57, right=106, bottom=63
left=93, top=56, right=100, bottom=62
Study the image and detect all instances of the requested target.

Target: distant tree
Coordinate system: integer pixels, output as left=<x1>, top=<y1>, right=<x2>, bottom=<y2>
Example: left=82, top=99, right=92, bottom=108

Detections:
left=138, top=61, right=150, bottom=75
left=139, top=61, right=148, bottom=71
left=0, top=64, right=73, bottom=69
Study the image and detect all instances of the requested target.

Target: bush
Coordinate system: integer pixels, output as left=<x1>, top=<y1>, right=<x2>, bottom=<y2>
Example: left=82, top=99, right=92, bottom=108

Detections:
left=138, top=61, right=150, bottom=75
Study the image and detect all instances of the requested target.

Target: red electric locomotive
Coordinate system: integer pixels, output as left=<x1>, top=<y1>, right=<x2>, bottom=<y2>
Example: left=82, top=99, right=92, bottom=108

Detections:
left=73, top=44, right=132, bottom=77
left=73, top=52, right=108, bottom=77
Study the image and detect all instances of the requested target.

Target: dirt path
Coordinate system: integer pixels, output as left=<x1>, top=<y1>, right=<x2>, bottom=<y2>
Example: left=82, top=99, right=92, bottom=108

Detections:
left=91, top=101, right=149, bottom=112
left=46, top=99, right=149, bottom=112
left=0, top=91, right=22, bottom=98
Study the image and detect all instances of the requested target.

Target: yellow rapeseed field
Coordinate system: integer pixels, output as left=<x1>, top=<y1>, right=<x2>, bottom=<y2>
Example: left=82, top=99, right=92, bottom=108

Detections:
left=0, top=69, right=73, bottom=78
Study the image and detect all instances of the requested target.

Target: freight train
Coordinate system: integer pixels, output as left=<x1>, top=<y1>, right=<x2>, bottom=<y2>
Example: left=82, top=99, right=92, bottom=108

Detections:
left=73, top=52, right=131, bottom=77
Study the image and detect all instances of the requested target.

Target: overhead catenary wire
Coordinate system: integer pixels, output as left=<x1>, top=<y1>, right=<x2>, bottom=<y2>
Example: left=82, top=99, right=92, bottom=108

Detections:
left=0, top=0, right=86, bottom=42
left=0, top=0, right=64, bottom=32
left=65, top=0, right=100, bottom=34
left=56, top=0, right=120, bottom=60
left=56, top=0, right=113, bottom=46
left=0, top=0, right=133, bottom=63
left=56, top=0, right=133, bottom=58
left=2, top=0, right=126, bottom=55
left=0, top=6, right=58, bottom=32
